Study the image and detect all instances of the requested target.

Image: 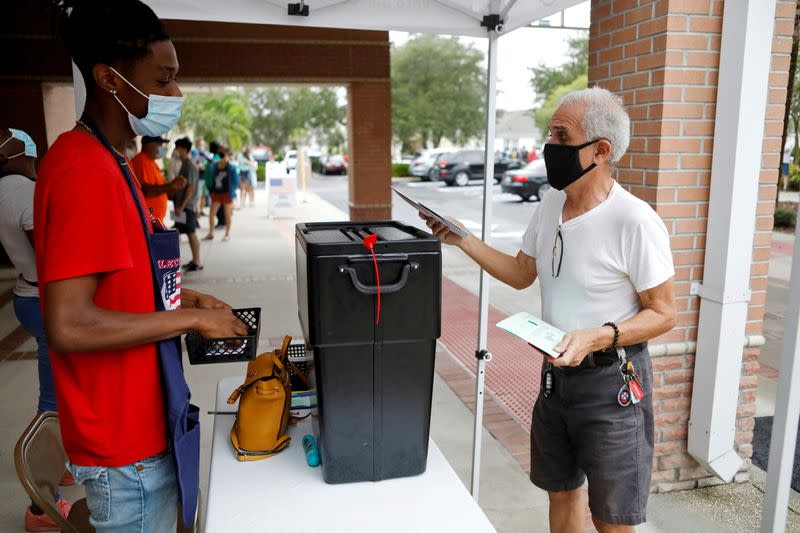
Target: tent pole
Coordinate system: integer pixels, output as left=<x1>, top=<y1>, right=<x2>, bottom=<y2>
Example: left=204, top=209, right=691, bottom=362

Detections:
left=762, top=208, right=800, bottom=530
left=471, top=28, right=499, bottom=501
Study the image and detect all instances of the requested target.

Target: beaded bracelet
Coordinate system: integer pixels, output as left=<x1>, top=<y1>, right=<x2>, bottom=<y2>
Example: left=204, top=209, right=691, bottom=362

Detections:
left=603, top=321, right=620, bottom=349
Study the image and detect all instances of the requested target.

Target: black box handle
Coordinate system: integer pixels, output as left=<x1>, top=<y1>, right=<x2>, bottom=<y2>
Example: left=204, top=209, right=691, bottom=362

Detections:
left=337, top=263, right=418, bottom=295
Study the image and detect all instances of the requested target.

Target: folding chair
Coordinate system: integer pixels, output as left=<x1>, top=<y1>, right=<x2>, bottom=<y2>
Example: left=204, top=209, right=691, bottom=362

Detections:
left=16, top=411, right=202, bottom=532
left=14, top=411, right=94, bottom=533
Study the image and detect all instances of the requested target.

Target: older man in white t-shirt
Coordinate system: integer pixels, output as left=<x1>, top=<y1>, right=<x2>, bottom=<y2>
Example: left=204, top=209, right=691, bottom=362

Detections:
left=422, top=87, right=676, bottom=533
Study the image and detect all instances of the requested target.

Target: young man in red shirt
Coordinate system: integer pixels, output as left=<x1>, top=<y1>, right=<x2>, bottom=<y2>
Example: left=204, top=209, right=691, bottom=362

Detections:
left=38, top=1, right=247, bottom=531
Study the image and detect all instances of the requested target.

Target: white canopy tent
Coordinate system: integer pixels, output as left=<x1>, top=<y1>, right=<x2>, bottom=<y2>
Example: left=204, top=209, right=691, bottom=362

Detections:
left=130, top=2, right=797, bottom=529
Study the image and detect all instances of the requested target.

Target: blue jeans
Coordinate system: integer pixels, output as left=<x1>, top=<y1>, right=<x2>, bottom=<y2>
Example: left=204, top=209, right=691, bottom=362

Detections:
left=67, top=450, right=178, bottom=533
left=13, top=295, right=57, bottom=413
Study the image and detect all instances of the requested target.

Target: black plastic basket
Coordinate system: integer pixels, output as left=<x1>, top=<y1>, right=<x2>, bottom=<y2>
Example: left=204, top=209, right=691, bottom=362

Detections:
left=185, top=307, right=261, bottom=365
left=286, top=340, right=310, bottom=391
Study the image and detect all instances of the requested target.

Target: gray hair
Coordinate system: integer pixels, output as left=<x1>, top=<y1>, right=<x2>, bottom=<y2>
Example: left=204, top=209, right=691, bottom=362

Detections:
left=558, top=86, right=630, bottom=164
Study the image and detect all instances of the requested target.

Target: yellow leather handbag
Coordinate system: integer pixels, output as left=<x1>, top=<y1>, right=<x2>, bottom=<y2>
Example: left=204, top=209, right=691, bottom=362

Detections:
left=227, top=336, right=295, bottom=461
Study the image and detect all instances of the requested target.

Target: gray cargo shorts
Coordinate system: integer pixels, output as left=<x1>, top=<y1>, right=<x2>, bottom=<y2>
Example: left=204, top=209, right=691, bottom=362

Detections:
left=530, top=348, right=654, bottom=526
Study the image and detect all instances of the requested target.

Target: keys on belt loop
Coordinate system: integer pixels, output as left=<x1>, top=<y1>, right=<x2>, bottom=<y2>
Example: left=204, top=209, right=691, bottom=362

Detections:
left=616, top=346, right=644, bottom=406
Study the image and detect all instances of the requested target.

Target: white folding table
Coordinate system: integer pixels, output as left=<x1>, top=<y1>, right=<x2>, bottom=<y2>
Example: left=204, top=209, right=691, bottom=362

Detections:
left=205, top=377, right=497, bottom=533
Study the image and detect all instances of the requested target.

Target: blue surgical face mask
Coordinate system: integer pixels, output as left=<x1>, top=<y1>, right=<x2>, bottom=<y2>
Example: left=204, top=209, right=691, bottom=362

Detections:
left=108, top=66, right=183, bottom=137
left=0, top=129, right=37, bottom=159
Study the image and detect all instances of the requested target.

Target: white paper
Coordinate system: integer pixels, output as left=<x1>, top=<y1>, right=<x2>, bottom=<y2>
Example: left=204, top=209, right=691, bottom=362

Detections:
left=391, top=187, right=472, bottom=239
left=496, top=312, right=565, bottom=358
left=172, top=209, right=187, bottom=224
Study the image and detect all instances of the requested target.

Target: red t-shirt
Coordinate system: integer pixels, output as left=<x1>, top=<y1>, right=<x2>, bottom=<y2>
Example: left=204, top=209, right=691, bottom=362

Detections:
left=34, top=131, right=167, bottom=467
left=130, top=153, right=167, bottom=221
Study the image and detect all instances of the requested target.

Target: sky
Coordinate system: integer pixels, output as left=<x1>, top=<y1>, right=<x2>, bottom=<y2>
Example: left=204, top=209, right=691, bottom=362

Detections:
left=389, top=1, right=590, bottom=112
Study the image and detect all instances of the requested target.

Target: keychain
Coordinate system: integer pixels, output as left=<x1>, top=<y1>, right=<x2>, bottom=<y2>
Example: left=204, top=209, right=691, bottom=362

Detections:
left=615, top=347, right=633, bottom=407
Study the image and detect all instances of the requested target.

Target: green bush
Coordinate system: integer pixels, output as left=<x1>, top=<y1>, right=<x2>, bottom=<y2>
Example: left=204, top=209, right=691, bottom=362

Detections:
left=774, top=207, right=796, bottom=228
left=788, top=164, right=800, bottom=191
left=310, top=156, right=322, bottom=173
left=392, top=163, right=410, bottom=177
left=257, top=162, right=266, bottom=182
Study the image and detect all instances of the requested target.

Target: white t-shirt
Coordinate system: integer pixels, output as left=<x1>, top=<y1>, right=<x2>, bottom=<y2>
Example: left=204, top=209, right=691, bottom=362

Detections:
left=521, top=181, right=674, bottom=333
left=0, top=174, right=38, bottom=298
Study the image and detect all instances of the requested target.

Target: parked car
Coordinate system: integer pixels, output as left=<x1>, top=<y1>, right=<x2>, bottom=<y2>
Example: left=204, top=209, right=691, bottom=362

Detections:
left=501, top=160, right=550, bottom=201
left=426, top=151, right=452, bottom=181
left=321, top=154, right=347, bottom=175
left=436, top=150, right=524, bottom=186
left=250, top=145, right=272, bottom=163
left=409, top=150, right=444, bottom=180
left=284, top=149, right=298, bottom=170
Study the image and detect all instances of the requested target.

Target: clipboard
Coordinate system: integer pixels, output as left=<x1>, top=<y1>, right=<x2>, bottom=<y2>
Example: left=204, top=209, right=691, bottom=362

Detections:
left=391, top=186, right=471, bottom=239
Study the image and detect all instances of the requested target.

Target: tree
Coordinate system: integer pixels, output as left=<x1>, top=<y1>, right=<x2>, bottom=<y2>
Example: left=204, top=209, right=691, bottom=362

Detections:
left=529, top=36, right=588, bottom=106
left=534, top=74, right=588, bottom=138
left=178, top=90, right=252, bottom=150
left=249, top=87, right=345, bottom=152
left=392, top=34, right=485, bottom=150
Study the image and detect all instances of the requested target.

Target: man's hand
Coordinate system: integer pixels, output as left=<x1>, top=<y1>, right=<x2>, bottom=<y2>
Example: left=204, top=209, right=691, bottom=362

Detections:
left=182, top=289, right=231, bottom=310
left=168, top=176, right=187, bottom=193
left=549, top=326, right=614, bottom=367
left=419, top=212, right=468, bottom=246
left=194, top=308, right=249, bottom=338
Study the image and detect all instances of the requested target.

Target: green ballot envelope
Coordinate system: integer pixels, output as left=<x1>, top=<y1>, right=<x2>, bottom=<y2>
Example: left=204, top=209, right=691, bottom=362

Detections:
left=496, top=312, right=566, bottom=359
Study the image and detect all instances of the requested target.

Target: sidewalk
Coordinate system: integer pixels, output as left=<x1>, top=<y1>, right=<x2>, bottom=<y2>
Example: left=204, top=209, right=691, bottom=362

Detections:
left=0, top=187, right=798, bottom=532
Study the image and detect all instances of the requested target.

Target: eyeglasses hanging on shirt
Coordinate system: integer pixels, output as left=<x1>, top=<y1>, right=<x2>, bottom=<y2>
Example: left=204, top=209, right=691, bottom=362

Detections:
left=551, top=225, right=563, bottom=278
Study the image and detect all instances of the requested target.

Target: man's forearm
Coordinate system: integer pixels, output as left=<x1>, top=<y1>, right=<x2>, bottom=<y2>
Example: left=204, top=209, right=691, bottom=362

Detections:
left=142, top=182, right=183, bottom=197
left=614, top=308, right=675, bottom=347
left=46, top=305, right=201, bottom=353
left=459, top=236, right=533, bottom=290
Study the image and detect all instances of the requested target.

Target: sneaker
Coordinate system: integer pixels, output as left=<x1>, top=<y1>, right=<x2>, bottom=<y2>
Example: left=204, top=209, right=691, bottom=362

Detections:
left=59, top=470, right=74, bottom=487
left=25, top=499, right=72, bottom=532
left=184, top=262, right=204, bottom=272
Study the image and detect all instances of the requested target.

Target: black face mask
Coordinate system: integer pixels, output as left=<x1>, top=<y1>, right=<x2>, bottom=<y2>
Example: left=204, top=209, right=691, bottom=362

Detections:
left=543, top=139, right=600, bottom=191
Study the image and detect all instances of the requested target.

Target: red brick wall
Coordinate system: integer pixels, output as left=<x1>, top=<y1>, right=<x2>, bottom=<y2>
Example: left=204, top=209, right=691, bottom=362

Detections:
left=589, top=0, right=794, bottom=491
left=347, top=82, right=393, bottom=220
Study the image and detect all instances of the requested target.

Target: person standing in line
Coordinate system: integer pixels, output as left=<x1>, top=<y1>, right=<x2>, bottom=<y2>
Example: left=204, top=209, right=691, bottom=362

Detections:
left=237, top=147, right=257, bottom=208
left=0, top=127, right=74, bottom=532
left=421, top=87, right=676, bottom=533
left=40, top=1, right=249, bottom=531
left=203, top=140, right=227, bottom=228
left=172, top=137, right=203, bottom=272
left=130, top=135, right=185, bottom=223
left=203, top=147, right=239, bottom=242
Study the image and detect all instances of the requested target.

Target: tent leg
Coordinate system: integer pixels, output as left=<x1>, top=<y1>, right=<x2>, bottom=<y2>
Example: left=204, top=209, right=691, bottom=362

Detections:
left=471, top=29, right=499, bottom=501
left=762, top=221, right=800, bottom=531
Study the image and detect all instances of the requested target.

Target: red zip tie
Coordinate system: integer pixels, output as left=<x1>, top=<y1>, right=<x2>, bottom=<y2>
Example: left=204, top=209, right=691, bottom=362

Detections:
left=362, top=234, right=380, bottom=325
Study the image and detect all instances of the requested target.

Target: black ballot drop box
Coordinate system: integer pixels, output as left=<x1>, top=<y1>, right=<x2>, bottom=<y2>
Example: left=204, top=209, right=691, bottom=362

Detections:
left=295, top=221, right=442, bottom=483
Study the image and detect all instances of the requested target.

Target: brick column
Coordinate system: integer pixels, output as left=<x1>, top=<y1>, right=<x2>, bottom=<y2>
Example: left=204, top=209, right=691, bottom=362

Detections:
left=347, top=81, right=392, bottom=220
left=589, top=0, right=794, bottom=491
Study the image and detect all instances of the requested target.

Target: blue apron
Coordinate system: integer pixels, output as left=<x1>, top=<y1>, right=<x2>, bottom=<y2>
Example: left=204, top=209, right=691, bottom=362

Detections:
left=81, top=117, right=199, bottom=527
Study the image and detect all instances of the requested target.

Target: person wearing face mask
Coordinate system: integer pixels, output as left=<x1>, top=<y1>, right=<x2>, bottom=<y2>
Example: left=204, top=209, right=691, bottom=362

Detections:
left=130, top=135, right=185, bottom=223
left=37, top=1, right=249, bottom=531
left=420, top=87, right=676, bottom=533
left=0, top=128, right=76, bottom=532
